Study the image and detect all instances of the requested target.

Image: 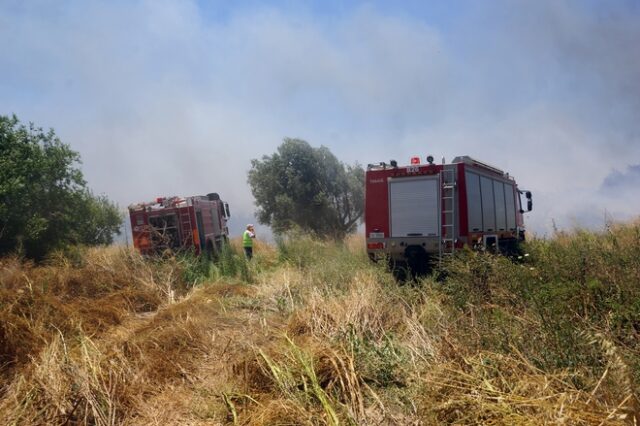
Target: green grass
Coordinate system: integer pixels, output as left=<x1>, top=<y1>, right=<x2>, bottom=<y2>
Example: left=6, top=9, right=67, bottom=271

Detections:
left=436, top=222, right=640, bottom=392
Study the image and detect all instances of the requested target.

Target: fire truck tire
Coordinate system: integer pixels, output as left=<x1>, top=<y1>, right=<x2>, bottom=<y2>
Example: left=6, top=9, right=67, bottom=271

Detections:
left=388, top=259, right=409, bottom=282
left=501, top=238, right=524, bottom=259
left=404, top=245, right=432, bottom=277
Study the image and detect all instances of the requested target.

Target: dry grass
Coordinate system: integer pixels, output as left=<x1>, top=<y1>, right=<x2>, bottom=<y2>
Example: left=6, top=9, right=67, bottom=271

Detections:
left=1, top=225, right=639, bottom=424
left=0, top=248, right=166, bottom=380
left=0, top=252, right=268, bottom=425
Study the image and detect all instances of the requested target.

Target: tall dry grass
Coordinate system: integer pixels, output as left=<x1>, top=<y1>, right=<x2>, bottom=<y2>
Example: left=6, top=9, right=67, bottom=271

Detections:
left=1, top=224, right=639, bottom=424
left=241, top=232, right=637, bottom=424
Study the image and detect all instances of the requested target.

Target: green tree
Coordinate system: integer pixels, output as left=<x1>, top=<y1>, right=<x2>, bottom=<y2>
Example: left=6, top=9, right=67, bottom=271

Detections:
left=0, top=115, right=122, bottom=259
left=248, top=138, right=364, bottom=239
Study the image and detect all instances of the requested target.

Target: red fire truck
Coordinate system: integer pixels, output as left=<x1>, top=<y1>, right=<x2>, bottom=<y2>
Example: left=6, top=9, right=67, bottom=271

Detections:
left=128, top=193, right=230, bottom=257
left=365, top=155, right=532, bottom=274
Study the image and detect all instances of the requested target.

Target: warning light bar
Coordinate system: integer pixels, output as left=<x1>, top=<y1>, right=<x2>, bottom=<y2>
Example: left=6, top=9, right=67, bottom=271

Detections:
left=410, top=157, right=420, bottom=165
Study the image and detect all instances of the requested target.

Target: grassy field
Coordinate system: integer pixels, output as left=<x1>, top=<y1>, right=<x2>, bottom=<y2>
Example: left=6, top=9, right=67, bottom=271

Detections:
left=0, top=222, right=639, bottom=425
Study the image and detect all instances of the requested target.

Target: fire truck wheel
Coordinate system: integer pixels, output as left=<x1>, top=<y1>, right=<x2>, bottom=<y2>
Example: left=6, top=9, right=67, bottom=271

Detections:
left=404, top=246, right=432, bottom=278
left=501, top=238, right=524, bottom=260
left=389, top=261, right=408, bottom=283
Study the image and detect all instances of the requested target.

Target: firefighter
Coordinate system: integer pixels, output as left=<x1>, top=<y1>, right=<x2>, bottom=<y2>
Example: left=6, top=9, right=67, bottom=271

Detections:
left=243, top=224, right=256, bottom=259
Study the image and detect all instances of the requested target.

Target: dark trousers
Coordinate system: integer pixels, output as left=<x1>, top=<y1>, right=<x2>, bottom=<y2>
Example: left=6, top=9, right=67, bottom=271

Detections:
left=244, top=246, right=253, bottom=260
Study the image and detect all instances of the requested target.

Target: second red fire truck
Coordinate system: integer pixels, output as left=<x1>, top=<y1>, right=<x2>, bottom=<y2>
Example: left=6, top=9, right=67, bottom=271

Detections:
left=365, top=155, right=532, bottom=274
left=129, top=193, right=231, bottom=257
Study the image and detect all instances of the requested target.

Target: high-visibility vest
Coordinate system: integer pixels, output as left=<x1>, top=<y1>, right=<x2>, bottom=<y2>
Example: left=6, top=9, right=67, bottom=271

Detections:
left=243, top=230, right=254, bottom=248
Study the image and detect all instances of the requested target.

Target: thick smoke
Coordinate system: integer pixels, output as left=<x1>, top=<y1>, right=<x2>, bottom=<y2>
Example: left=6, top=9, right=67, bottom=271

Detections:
left=1, top=1, right=638, bottom=237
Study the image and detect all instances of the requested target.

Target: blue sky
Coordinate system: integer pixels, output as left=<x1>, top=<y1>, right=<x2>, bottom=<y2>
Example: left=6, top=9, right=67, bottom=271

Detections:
left=1, top=0, right=639, bottom=237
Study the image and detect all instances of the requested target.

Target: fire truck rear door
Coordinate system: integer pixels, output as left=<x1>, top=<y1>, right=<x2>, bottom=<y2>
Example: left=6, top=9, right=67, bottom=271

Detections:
left=389, top=176, right=440, bottom=238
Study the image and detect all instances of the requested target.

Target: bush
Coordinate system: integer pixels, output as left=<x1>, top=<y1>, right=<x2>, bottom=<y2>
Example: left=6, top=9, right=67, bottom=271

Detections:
left=435, top=222, right=640, bottom=388
left=213, top=241, right=253, bottom=282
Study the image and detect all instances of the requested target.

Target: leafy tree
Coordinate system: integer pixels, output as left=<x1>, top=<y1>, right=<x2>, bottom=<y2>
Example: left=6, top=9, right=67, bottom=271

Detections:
left=0, top=115, right=122, bottom=259
left=248, top=138, right=364, bottom=239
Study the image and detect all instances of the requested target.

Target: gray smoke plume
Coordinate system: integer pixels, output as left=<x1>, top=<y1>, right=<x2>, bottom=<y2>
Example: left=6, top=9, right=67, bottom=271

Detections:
left=1, top=1, right=638, bottom=237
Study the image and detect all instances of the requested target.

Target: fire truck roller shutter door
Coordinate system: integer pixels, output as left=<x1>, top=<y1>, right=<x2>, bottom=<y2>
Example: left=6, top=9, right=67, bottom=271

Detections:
left=466, top=172, right=483, bottom=232
left=493, top=180, right=507, bottom=232
left=505, top=184, right=516, bottom=231
left=480, top=176, right=496, bottom=232
left=389, top=176, right=439, bottom=238
left=211, top=208, right=222, bottom=235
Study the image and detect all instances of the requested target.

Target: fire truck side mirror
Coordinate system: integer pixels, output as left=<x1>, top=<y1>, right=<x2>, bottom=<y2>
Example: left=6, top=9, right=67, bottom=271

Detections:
left=224, top=203, right=231, bottom=218
left=519, top=190, right=533, bottom=213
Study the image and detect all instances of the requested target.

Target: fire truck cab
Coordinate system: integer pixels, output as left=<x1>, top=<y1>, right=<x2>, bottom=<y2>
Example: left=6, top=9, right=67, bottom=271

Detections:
left=129, top=193, right=230, bottom=257
left=365, top=155, right=532, bottom=274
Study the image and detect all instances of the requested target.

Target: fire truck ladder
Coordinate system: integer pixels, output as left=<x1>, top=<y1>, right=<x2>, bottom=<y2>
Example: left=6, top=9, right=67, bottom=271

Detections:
left=179, top=208, right=194, bottom=247
left=440, top=167, right=456, bottom=261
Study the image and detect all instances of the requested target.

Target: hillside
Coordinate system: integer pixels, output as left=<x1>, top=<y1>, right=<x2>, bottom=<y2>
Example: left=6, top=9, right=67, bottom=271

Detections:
left=1, top=224, right=639, bottom=425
